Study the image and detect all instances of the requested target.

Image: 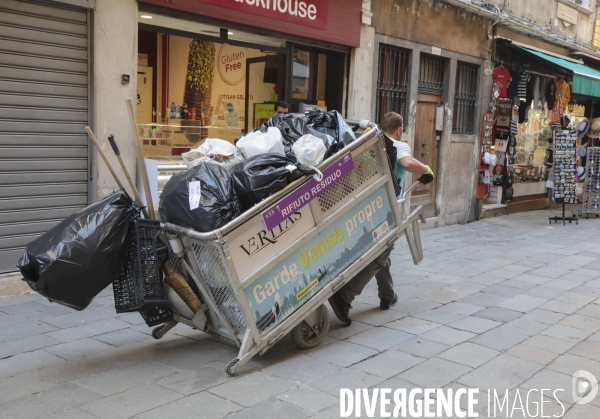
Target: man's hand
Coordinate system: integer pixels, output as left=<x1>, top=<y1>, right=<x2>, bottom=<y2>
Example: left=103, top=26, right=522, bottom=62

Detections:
left=417, top=166, right=434, bottom=184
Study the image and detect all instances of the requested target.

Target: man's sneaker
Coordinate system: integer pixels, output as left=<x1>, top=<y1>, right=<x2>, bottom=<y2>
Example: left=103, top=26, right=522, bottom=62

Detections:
left=328, top=293, right=352, bottom=326
left=380, top=293, right=398, bottom=310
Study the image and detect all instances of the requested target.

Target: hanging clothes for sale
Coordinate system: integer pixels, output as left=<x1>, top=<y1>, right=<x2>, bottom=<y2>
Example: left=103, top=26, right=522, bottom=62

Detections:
left=493, top=65, right=512, bottom=97
left=555, top=78, right=571, bottom=110
left=546, top=79, right=557, bottom=110
left=518, top=73, right=530, bottom=98
left=507, top=69, right=520, bottom=98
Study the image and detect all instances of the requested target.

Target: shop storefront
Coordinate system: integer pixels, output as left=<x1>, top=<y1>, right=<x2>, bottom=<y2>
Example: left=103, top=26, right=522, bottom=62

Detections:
left=134, top=0, right=361, bottom=162
left=480, top=38, right=600, bottom=213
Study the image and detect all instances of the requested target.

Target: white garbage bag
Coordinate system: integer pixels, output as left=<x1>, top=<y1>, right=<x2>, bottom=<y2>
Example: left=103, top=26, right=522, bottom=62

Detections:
left=236, top=127, right=285, bottom=158
left=292, top=134, right=327, bottom=167
left=181, top=138, right=243, bottom=171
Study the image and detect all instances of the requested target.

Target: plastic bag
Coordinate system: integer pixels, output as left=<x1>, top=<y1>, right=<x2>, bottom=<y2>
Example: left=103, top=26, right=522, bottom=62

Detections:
left=266, top=111, right=356, bottom=159
left=292, top=134, right=327, bottom=167
left=181, top=138, right=243, bottom=171
left=236, top=127, right=285, bottom=158
left=17, top=190, right=140, bottom=311
left=232, top=153, right=318, bottom=210
left=159, top=162, right=242, bottom=232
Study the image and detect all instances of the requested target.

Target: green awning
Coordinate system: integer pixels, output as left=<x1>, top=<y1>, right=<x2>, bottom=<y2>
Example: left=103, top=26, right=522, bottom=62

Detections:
left=514, top=45, right=600, bottom=97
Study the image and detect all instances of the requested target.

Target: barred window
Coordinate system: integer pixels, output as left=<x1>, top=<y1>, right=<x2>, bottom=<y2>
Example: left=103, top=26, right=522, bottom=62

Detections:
left=375, top=45, right=410, bottom=127
left=418, top=53, right=446, bottom=94
left=453, top=62, right=479, bottom=135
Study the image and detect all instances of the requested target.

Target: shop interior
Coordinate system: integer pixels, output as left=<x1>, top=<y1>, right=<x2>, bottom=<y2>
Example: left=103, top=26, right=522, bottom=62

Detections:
left=135, top=11, right=346, bottom=162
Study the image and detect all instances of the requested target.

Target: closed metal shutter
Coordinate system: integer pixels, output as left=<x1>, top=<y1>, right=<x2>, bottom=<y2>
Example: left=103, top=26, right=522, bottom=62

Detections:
left=0, top=0, right=90, bottom=273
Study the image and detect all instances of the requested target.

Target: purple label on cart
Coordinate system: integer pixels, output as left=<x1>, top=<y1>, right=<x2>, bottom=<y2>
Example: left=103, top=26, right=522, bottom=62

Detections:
left=262, top=153, right=355, bottom=231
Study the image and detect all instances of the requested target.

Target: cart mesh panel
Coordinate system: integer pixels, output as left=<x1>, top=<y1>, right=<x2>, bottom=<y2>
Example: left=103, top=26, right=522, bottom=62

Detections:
left=190, top=240, right=247, bottom=336
left=318, top=149, right=378, bottom=212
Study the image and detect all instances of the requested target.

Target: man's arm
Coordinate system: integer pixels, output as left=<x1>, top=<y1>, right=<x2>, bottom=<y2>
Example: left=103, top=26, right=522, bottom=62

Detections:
left=399, top=156, right=429, bottom=175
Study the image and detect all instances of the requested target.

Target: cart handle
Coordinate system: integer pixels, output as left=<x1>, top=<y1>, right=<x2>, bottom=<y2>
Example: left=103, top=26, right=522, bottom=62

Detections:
left=397, top=181, right=420, bottom=206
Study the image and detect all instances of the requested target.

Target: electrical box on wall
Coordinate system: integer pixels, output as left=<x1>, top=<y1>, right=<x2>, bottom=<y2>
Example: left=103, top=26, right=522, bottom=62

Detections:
left=435, top=106, right=444, bottom=132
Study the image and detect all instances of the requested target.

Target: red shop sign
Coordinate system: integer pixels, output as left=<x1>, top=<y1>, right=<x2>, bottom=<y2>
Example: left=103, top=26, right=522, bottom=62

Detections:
left=203, top=0, right=328, bottom=30
left=139, top=0, right=361, bottom=47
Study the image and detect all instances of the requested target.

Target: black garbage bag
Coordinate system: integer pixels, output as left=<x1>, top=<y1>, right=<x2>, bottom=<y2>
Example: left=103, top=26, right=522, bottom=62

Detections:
left=17, top=190, right=140, bottom=311
left=159, top=162, right=242, bottom=232
left=232, top=153, right=318, bottom=210
left=266, top=111, right=356, bottom=159
left=307, top=110, right=356, bottom=158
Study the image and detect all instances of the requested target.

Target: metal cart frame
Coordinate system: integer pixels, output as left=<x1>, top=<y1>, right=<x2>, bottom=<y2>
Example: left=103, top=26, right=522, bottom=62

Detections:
left=158, top=124, right=426, bottom=375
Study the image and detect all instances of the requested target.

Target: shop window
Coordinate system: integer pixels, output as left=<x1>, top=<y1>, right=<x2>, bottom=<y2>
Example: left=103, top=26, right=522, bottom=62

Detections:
left=292, top=49, right=327, bottom=102
left=453, top=62, right=479, bottom=135
left=418, top=54, right=445, bottom=94
left=375, top=45, right=410, bottom=126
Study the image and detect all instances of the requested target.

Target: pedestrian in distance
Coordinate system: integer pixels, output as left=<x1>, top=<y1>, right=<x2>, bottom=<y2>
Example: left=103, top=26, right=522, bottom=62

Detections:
left=328, top=111, right=434, bottom=326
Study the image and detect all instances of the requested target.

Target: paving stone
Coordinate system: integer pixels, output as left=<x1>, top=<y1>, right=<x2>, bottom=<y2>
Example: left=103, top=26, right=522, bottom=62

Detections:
left=571, top=267, right=600, bottom=278
left=42, top=306, right=122, bottom=329
left=441, top=302, right=485, bottom=316
left=93, top=329, right=151, bottom=347
left=484, top=284, right=523, bottom=297
left=469, top=327, right=528, bottom=351
left=45, top=318, right=132, bottom=343
left=0, top=370, right=56, bottom=403
left=420, top=326, right=475, bottom=346
left=261, top=353, right=340, bottom=386
left=0, top=321, right=58, bottom=344
left=0, top=349, right=64, bottom=378
left=447, top=316, right=501, bottom=334
left=524, top=286, right=566, bottom=299
left=540, top=324, right=591, bottom=343
left=0, top=334, right=60, bottom=359
left=277, top=385, right=338, bottom=413
left=80, top=384, right=182, bottom=419
left=350, top=302, right=407, bottom=326
left=568, top=340, right=600, bottom=362
left=520, top=308, right=567, bottom=325
left=522, top=334, right=577, bottom=354
left=227, top=399, right=311, bottom=419
left=419, top=290, right=465, bottom=304
left=394, top=337, right=451, bottom=358
left=459, top=292, right=509, bottom=307
left=384, top=316, right=441, bottom=335
left=326, top=320, right=371, bottom=340
left=399, top=358, right=472, bottom=388
left=208, top=371, right=297, bottom=407
left=571, top=285, right=600, bottom=298
left=496, top=295, right=548, bottom=313
left=138, top=391, right=241, bottom=419
left=457, top=354, right=543, bottom=391
left=443, top=281, right=487, bottom=295
left=305, top=340, right=378, bottom=368
left=352, top=349, right=425, bottom=378
left=154, top=360, right=234, bottom=395
left=44, top=337, right=114, bottom=361
left=548, top=353, right=600, bottom=377
left=472, top=307, right=523, bottom=323
left=1, top=383, right=102, bottom=419
left=563, top=403, right=600, bottom=418
left=346, top=327, right=413, bottom=351
left=505, top=343, right=559, bottom=365
left=468, top=275, right=506, bottom=286
left=577, top=303, right=600, bottom=319
left=521, top=369, right=574, bottom=404
left=438, top=342, right=500, bottom=368
left=498, top=318, right=550, bottom=336
left=556, top=292, right=596, bottom=306
left=46, top=408, right=100, bottom=419
left=412, top=307, right=465, bottom=325
left=392, top=298, right=442, bottom=315
left=309, top=368, right=385, bottom=397
left=76, top=359, right=179, bottom=396
left=559, top=314, right=600, bottom=332
left=510, top=274, right=556, bottom=286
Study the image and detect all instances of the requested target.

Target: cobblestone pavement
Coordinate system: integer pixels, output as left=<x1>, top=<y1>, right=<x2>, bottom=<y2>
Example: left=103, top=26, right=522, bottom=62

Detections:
left=2, top=210, right=600, bottom=418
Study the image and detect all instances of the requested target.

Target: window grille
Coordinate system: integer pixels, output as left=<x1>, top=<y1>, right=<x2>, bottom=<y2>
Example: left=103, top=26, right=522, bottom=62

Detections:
left=453, top=61, right=479, bottom=135
left=375, top=45, right=410, bottom=125
left=418, top=54, right=445, bottom=94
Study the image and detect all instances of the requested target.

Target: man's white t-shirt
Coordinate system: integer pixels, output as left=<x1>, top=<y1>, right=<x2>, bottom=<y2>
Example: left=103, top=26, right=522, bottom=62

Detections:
left=391, top=139, right=412, bottom=196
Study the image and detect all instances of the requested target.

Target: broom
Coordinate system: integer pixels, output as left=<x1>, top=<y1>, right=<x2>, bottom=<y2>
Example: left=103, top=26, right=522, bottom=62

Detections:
left=163, top=261, right=201, bottom=313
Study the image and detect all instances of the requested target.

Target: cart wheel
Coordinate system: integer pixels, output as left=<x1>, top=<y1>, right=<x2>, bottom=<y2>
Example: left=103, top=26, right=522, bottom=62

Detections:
left=226, top=359, right=239, bottom=376
left=152, top=326, right=165, bottom=340
left=576, top=222, right=579, bottom=225
left=291, top=305, right=330, bottom=350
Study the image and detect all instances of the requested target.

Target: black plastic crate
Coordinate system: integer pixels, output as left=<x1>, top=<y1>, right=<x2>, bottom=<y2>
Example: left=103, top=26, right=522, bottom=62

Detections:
left=113, top=219, right=171, bottom=320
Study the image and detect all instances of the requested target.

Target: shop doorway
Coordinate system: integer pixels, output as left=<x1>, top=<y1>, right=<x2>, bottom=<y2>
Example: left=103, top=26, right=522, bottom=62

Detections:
left=413, top=92, right=441, bottom=213
left=245, top=54, right=286, bottom=133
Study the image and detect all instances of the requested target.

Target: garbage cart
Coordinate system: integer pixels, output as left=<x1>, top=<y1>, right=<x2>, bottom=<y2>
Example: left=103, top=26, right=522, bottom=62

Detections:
left=136, top=122, right=426, bottom=375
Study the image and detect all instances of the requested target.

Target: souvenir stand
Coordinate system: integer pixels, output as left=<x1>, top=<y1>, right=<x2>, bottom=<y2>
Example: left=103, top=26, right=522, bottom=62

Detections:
left=582, top=147, right=600, bottom=218
left=549, top=126, right=578, bottom=225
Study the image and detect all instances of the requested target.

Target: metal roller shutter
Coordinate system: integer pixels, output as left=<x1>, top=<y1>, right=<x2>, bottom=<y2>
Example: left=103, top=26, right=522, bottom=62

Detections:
left=0, top=0, right=90, bottom=272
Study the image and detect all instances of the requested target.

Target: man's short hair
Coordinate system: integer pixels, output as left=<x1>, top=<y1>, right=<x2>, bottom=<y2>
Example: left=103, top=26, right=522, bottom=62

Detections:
left=274, top=100, right=290, bottom=111
left=380, top=112, right=403, bottom=134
